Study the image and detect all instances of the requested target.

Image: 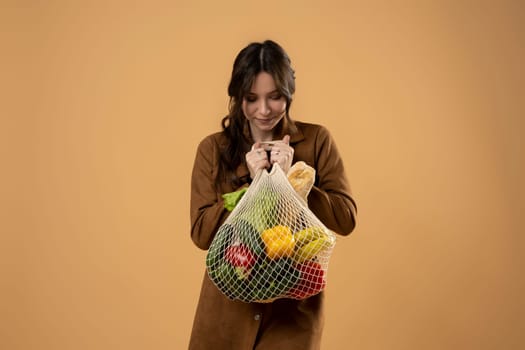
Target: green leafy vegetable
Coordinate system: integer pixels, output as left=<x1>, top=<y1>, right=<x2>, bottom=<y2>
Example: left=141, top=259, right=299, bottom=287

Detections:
left=237, top=188, right=278, bottom=232
left=222, top=188, right=248, bottom=211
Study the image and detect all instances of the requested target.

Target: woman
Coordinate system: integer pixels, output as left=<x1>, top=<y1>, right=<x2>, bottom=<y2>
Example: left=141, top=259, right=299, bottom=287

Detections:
left=189, top=40, right=357, bottom=350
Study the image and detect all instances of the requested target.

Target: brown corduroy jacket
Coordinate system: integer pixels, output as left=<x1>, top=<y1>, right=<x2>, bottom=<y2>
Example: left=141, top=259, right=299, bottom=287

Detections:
left=188, top=121, right=357, bottom=350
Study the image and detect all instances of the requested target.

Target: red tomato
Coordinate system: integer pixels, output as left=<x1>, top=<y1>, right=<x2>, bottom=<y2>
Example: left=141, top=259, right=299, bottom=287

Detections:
left=287, top=261, right=326, bottom=299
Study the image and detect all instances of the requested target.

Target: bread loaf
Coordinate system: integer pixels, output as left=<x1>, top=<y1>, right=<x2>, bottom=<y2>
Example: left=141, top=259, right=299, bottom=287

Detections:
left=287, top=161, right=315, bottom=202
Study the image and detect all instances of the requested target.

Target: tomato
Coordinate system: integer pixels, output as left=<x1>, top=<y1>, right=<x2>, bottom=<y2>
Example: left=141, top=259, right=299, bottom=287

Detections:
left=287, top=261, right=326, bottom=299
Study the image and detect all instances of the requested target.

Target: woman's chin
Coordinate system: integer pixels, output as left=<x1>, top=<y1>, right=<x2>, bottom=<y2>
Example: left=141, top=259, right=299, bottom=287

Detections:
left=256, top=119, right=279, bottom=130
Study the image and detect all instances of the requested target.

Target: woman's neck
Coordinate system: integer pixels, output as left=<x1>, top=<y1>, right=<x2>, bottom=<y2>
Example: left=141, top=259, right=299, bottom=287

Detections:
left=250, top=128, right=273, bottom=143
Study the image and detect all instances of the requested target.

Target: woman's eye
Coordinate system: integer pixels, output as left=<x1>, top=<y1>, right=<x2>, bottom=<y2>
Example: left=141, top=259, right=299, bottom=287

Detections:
left=245, top=97, right=257, bottom=103
left=270, top=94, right=282, bottom=100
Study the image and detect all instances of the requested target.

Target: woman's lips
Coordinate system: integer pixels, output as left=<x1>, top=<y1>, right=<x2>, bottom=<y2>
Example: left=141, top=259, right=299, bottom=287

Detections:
left=255, top=117, right=275, bottom=124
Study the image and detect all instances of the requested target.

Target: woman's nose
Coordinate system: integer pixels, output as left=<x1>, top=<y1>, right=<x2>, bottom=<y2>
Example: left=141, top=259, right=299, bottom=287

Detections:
left=258, top=99, right=271, bottom=116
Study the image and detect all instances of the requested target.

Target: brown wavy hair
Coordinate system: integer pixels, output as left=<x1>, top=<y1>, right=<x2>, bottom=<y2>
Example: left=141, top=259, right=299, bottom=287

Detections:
left=218, top=40, right=296, bottom=187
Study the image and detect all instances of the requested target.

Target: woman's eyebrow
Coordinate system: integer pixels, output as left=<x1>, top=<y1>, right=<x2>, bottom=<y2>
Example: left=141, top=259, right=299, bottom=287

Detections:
left=247, top=90, right=279, bottom=95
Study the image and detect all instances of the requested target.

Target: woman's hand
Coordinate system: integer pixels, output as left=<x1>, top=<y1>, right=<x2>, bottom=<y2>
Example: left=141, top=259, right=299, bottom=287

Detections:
left=246, top=142, right=271, bottom=179
left=269, top=135, right=294, bottom=174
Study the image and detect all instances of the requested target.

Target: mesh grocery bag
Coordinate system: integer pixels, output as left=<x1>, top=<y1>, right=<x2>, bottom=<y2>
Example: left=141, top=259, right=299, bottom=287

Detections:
left=206, top=163, right=336, bottom=303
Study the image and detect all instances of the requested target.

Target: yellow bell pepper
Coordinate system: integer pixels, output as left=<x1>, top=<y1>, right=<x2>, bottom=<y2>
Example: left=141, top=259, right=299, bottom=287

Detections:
left=261, top=225, right=296, bottom=260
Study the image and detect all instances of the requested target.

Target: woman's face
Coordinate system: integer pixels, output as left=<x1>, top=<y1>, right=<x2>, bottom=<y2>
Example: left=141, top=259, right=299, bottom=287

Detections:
left=242, top=72, right=287, bottom=141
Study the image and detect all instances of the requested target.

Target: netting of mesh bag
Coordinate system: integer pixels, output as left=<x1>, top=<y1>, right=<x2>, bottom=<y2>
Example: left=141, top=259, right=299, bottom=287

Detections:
left=206, top=164, right=336, bottom=303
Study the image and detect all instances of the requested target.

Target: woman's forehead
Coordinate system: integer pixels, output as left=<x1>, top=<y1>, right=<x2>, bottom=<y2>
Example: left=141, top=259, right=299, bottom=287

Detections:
left=248, top=72, right=278, bottom=94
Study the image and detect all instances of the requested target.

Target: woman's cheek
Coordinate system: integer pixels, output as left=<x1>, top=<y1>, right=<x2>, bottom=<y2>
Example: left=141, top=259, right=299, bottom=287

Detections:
left=241, top=102, right=254, bottom=119
left=271, top=100, right=287, bottom=113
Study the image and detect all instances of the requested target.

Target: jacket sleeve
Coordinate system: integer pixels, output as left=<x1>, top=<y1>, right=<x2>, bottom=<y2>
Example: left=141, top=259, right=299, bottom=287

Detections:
left=307, top=126, right=357, bottom=235
left=190, top=136, right=229, bottom=250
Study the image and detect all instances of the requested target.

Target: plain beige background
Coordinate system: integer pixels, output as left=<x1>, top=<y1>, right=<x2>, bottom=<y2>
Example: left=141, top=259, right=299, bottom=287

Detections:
left=1, top=1, right=523, bottom=349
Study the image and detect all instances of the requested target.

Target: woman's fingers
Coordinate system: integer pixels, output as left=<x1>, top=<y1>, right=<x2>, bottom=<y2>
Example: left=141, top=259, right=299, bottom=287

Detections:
left=248, top=135, right=293, bottom=177
left=270, top=135, right=294, bottom=172
left=246, top=145, right=270, bottom=179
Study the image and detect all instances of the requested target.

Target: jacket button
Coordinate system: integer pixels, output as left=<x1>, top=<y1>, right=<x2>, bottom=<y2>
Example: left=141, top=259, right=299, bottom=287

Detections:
left=254, top=314, right=261, bottom=321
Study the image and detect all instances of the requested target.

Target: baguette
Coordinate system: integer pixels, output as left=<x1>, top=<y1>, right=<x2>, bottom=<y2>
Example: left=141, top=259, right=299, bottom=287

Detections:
left=287, top=161, right=315, bottom=203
